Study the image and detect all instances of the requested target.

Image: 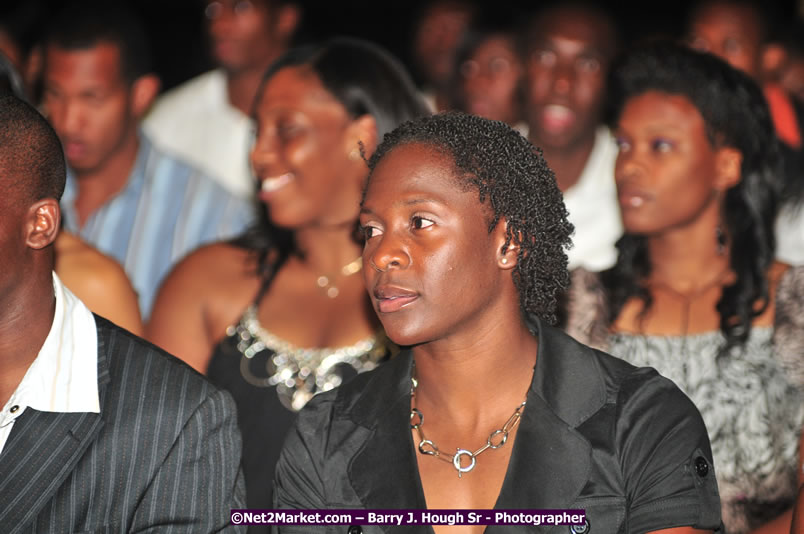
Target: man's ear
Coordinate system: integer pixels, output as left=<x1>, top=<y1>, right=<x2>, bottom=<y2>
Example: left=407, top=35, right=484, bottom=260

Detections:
left=25, top=199, right=60, bottom=250
left=494, top=219, right=519, bottom=270
left=275, top=4, right=301, bottom=43
left=130, top=74, right=161, bottom=118
left=714, top=147, right=742, bottom=191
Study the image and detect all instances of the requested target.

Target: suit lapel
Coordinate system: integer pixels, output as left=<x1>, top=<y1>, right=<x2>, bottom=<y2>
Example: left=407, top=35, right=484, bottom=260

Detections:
left=0, top=409, right=104, bottom=531
left=0, top=323, right=111, bottom=533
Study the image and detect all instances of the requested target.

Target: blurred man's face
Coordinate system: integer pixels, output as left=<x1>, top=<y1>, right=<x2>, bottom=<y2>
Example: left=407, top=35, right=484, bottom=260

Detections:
left=205, top=0, right=283, bottom=73
left=413, top=1, right=473, bottom=88
left=525, top=8, right=614, bottom=151
left=43, top=42, right=136, bottom=175
left=688, top=2, right=762, bottom=79
left=460, top=35, right=523, bottom=125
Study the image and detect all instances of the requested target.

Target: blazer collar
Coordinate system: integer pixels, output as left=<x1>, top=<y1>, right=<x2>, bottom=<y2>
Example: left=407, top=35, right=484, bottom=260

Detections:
left=346, top=318, right=605, bottom=530
left=347, top=351, right=425, bottom=531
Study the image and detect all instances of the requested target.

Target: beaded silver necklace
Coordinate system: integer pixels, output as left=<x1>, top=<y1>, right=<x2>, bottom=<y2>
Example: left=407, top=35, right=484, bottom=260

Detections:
left=230, top=305, right=388, bottom=411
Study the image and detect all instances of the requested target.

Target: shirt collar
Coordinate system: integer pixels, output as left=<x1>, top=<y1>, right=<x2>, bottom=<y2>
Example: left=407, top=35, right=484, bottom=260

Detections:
left=344, top=317, right=607, bottom=431
left=4, top=273, right=100, bottom=416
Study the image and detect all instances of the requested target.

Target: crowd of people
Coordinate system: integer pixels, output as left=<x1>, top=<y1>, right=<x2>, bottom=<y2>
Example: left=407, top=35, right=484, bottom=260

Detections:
left=1, top=0, right=803, bottom=533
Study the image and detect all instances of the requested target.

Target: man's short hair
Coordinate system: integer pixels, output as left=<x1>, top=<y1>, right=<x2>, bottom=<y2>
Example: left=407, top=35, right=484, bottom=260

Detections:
left=0, top=94, right=66, bottom=202
left=522, top=0, right=620, bottom=58
left=43, top=1, right=151, bottom=83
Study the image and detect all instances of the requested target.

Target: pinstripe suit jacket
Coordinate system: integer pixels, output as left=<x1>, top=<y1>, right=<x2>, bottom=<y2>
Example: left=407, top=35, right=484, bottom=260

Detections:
left=0, top=316, right=247, bottom=533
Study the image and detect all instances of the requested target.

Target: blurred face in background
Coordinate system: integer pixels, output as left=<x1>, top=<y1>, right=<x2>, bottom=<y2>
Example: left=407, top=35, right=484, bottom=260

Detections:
left=459, top=34, right=523, bottom=125
left=413, top=1, right=473, bottom=89
left=613, top=91, right=739, bottom=236
left=250, top=66, right=369, bottom=230
left=688, top=1, right=763, bottom=79
left=205, top=0, right=297, bottom=74
left=525, top=7, right=615, bottom=151
left=43, top=42, right=138, bottom=175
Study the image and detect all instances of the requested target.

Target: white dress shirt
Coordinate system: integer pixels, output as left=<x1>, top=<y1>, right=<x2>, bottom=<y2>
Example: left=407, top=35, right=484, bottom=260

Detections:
left=0, top=273, right=99, bottom=454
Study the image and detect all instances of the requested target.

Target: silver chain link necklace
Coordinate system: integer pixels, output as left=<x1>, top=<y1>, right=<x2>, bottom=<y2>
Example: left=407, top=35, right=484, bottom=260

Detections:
left=409, top=365, right=526, bottom=478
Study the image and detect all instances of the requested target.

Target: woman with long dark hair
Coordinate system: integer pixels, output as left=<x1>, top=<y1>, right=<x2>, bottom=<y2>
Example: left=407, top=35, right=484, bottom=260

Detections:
left=147, top=37, right=429, bottom=511
left=566, top=43, right=804, bottom=534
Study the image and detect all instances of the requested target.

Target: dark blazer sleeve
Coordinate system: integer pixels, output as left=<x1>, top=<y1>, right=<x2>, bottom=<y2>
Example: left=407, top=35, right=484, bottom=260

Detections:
left=131, top=386, right=247, bottom=533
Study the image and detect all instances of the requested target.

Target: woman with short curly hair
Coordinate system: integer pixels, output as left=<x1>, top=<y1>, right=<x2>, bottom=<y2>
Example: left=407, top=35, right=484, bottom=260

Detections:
left=273, top=112, right=722, bottom=534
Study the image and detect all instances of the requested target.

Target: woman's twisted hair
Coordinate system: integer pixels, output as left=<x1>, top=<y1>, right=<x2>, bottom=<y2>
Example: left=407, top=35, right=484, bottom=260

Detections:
left=366, top=111, right=574, bottom=323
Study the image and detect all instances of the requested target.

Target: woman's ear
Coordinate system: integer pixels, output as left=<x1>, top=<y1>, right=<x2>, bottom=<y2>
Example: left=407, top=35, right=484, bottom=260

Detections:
left=494, top=219, right=519, bottom=269
left=714, top=147, right=742, bottom=191
left=25, top=199, right=60, bottom=250
left=345, top=114, right=378, bottom=163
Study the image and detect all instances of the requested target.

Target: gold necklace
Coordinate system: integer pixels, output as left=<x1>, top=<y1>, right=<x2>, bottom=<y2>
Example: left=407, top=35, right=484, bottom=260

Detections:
left=409, top=367, right=526, bottom=478
left=316, top=257, right=362, bottom=299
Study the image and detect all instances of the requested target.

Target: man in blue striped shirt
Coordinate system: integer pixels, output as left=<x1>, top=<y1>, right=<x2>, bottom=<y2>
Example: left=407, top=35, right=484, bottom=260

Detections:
left=41, top=4, right=255, bottom=320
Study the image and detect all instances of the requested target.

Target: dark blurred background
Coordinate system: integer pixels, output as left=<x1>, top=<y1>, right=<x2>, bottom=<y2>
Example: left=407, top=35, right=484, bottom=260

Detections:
left=4, top=0, right=803, bottom=91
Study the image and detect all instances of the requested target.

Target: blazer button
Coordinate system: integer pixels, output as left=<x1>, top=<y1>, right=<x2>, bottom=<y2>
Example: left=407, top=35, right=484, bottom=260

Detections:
left=347, top=526, right=362, bottom=534
left=570, top=518, right=590, bottom=533
left=695, top=456, right=710, bottom=478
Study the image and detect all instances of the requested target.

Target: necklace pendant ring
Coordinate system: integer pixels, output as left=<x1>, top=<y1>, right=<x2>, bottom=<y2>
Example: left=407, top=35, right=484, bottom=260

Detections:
left=453, top=448, right=476, bottom=477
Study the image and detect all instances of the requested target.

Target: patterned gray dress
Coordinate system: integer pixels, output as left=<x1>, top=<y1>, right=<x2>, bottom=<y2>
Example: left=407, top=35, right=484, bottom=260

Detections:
left=566, top=267, right=804, bottom=534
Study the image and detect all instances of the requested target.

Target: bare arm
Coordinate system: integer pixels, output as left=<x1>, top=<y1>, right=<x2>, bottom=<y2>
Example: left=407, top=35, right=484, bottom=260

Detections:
left=147, top=250, right=219, bottom=372
left=147, top=243, right=254, bottom=373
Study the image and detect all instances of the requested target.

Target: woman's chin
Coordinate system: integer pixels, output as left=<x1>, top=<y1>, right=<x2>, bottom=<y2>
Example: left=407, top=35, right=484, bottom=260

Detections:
left=380, top=321, right=434, bottom=349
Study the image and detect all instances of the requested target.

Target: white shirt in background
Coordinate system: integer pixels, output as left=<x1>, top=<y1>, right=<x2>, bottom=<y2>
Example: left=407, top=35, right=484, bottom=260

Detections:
left=143, top=70, right=255, bottom=199
left=562, top=127, right=622, bottom=272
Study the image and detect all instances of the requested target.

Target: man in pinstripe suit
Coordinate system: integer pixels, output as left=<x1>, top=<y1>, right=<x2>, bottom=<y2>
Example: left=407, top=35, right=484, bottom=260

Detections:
left=0, top=94, right=246, bottom=532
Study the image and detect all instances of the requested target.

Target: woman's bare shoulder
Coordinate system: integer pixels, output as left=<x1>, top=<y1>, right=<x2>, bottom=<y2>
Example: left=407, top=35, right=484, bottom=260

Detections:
left=54, top=232, right=144, bottom=335
left=150, top=241, right=261, bottom=331
left=168, top=242, right=259, bottom=289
